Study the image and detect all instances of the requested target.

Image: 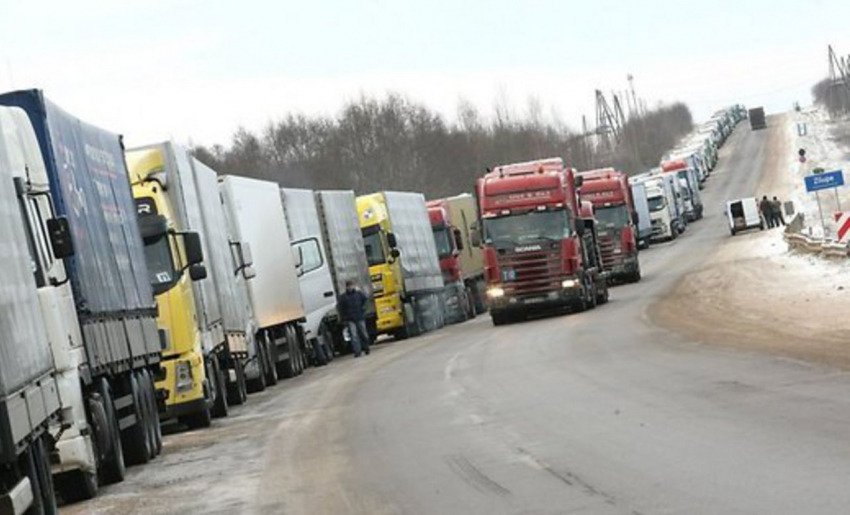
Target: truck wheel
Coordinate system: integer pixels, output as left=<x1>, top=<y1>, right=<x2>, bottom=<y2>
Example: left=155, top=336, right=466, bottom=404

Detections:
left=228, top=359, right=248, bottom=405
left=25, top=435, right=57, bottom=515
left=265, top=337, right=280, bottom=386
left=597, top=281, right=610, bottom=305
left=99, top=381, right=126, bottom=485
left=211, top=357, right=229, bottom=419
left=55, top=468, right=98, bottom=504
left=181, top=405, right=212, bottom=430
left=491, top=312, right=511, bottom=326
left=121, top=373, right=152, bottom=466
left=276, top=327, right=297, bottom=379
left=295, top=326, right=308, bottom=375
left=320, top=322, right=335, bottom=363
left=247, top=336, right=268, bottom=393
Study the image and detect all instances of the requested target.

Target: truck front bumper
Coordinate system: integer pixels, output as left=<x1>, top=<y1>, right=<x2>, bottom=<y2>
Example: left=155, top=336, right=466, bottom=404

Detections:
left=489, top=285, right=583, bottom=314
left=375, top=293, right=404, bottom=334
left=606, top=256, right=640, bottom=280
left=443, top=283, right=467, bottom=324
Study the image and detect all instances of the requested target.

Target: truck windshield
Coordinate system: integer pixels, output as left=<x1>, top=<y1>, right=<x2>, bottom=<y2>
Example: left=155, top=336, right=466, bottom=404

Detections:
left=432, top=226, right=453, bottom=259
left=144, top=233, right=179, bottom=296
left=594, top=205, right=630, bottom=229
left=483, top=210, right=569, bottom=247
left=648, top=195, right=666, bottom=212
left=362, top=226, right=386, bottom=267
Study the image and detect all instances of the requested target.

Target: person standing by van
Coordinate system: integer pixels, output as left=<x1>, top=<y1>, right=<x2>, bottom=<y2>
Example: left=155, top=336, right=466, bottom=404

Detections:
left=759, top=196, right=774, bottom=228
left=771, top=196, right=786, bottom=226
left=338, top=280, right=371, bottom=357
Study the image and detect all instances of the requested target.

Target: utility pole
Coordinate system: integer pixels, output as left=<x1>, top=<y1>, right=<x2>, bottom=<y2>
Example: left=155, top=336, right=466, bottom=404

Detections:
left=627, top=74, right=639, bottom=120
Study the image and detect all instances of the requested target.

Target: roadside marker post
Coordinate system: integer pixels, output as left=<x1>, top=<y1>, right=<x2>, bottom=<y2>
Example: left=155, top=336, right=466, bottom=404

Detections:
left=835, top=212, right=850, bottom=243
left=805, top=169, right=845, bottom=237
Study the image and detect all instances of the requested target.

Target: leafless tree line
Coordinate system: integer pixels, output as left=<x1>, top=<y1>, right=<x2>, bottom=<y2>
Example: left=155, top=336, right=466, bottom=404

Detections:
left=193, top=94, right=693, bottom=198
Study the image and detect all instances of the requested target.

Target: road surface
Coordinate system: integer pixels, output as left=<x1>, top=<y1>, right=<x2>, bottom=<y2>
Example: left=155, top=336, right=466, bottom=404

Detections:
left=64, top=119, right=850, bottom=514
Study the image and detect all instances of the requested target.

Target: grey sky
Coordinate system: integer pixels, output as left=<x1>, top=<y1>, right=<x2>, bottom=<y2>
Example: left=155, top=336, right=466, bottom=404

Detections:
left=1, top=0, right=848, bottom=146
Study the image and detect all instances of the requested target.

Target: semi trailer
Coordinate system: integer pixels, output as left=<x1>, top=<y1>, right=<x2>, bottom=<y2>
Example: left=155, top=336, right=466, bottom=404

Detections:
left=0, top=90, right=163, bottom=505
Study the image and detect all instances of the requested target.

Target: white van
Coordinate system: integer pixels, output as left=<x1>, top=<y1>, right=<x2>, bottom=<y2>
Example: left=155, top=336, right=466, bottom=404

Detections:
left=726, top=197, right=764, bottom=235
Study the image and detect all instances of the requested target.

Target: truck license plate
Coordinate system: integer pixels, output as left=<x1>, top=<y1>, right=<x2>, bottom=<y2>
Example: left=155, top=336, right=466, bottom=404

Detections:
left=524, top=296, right=545, bottom=305
left=502, top=269, right=517, bottom=282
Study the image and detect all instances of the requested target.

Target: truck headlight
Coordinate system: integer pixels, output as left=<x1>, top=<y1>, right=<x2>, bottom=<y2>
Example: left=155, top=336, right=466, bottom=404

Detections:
left=175, top=361, right=194, bottom=393
left=561, top=279, right=580, bottom=289
left=486, top=287, right=505, bottom=298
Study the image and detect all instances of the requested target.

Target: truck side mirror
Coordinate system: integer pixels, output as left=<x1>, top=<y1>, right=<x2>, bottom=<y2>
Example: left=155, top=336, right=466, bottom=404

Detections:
left=574, top=175, right=584, bottom=188
left=47, top=216, right=74, bottom=259
left=386, top=232, right=398, bottom=248
left=390, top=248, right=401, bottom=259
left=631, top=211, right=639, bottom=225
left=242, top=265, right=257, bottom=280
left=453, top=228, right=464, bottom=251
left=189, top=263, right=207, bottom=281
left=183, top=232, right=204, bottom=266
left=574, top=221, right=586, bottom=237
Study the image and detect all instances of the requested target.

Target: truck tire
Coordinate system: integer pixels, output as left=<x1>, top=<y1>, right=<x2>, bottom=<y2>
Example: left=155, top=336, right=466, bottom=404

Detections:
left=246, top=336, right=268, bottom=393
left=25, top=435, right=57, bottom=515
left=180, top=404, right=212, bottom=430
left=596, top=281, right=610, bottom=305
left=211, top=357, right=229, bottom=419
left=320, top=322, right=334, bottom=363
left=121, top=373, right=152, bottom=466
left=265, top=338, right=280, bottom=386
left=227, top=358, right=248, bottom=405
left=99, top=380, right=126, bottom=485
left=491, top=312, right=513, bottom=326
left=55, top=468, right=98, bottom=504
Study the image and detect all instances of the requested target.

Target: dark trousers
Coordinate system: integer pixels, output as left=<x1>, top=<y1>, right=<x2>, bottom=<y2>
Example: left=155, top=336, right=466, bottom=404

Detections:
left=347, top=320, right=370, bottom=356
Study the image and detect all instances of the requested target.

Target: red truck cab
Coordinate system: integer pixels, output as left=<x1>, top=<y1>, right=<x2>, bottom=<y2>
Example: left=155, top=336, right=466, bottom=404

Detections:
left=426, top=202, right=465, bottom=321
left=576, top=168, right=641, bottom=283
left=476, top=158, right=602, bottom=325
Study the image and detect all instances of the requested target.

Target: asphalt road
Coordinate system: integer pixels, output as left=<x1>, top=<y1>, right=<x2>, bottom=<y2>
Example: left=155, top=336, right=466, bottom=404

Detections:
left=64, top=119, right=850, bottom=515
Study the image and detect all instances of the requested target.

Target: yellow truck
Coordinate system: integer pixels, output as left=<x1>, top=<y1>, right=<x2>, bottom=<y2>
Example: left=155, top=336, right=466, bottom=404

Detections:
left=127, top=142, right=252, bottom=428
left=356, top=192, right=444, bottom=339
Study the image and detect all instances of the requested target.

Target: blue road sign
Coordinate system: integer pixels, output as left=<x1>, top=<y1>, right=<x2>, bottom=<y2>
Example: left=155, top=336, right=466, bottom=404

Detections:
left=805, top=170, right=844, bottom=193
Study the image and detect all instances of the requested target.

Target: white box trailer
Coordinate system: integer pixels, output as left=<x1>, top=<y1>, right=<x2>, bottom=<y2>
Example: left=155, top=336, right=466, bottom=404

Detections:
left=629, top=181, right=653, bottom=248
left=220, top=176, right=308, bottom=380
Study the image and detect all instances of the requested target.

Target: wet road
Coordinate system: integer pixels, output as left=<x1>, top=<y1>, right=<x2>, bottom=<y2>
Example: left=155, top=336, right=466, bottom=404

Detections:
left=64, top=119, right=850, bottom=515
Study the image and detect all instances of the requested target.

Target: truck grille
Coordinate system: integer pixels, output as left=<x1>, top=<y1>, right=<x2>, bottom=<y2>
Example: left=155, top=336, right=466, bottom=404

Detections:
left=598, top=235, right=619, bottom=269
left=651, top=219, right=663, bottom=236
left=496, top=249, right=563, bottom=296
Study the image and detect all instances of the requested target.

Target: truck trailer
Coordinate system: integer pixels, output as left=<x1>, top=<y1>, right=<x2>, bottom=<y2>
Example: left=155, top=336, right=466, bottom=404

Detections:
left=748, top=107, right=766, bottom=130
left=356, top=192, right=445, bottom=339
left=630, top=181, right=653, bottom=249
left=315, top=190, right=376, bottom=353
left=660, top=159, right=704, bottom=221
left=426, top=194, right=487, bottom=323
left=576, top=168, right=641, bottom=283
left=0, top=90, right=163, bottom=504
left=220, top=176, right=308, bottom=380
left=127, top=142, right=253, bottom=427
left=476, top=158, right=603, bottom=325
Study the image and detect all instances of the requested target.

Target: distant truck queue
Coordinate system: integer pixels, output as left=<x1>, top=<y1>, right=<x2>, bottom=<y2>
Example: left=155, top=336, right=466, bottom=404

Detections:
left=0, top=88, right=746, bottom=513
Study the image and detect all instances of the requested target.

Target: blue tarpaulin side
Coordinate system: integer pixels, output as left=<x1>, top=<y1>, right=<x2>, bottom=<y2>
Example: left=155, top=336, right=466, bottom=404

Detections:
left=0, top=89, right=154, bottom=317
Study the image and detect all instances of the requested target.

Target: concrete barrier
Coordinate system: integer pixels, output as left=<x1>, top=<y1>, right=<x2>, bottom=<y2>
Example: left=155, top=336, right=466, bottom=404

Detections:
left=783, top=216, right=849, bottom=259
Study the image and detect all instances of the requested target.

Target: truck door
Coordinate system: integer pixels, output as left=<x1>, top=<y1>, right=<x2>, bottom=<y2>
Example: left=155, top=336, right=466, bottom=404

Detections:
left=292, top=237, right=336, bottom=339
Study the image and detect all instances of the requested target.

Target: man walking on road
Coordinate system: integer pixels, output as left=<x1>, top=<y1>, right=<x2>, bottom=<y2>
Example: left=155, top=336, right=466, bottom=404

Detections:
left=771, top=196, right=786, bottom=226
left=760, top=195, right=775, bottom=228
left=338, top=280, right=371, bottom=357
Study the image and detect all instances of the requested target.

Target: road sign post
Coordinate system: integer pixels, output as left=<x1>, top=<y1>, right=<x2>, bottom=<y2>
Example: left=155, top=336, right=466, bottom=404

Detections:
left=805, top=169, right=845, bottom=238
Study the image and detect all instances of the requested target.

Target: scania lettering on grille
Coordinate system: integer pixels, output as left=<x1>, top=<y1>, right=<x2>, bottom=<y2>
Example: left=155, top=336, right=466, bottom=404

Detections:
left=514, top=245, right=542, bottom=253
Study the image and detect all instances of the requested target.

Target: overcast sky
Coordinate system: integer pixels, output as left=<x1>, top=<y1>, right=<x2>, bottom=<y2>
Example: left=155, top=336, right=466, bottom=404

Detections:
left=1, top=0, right=849, bottom=147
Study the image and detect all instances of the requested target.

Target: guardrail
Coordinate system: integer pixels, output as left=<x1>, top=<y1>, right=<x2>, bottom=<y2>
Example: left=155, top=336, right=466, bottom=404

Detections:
left=783, top=215, right=849, bottom=259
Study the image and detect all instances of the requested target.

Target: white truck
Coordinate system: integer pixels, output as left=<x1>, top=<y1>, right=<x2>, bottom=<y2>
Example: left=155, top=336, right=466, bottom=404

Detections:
left=281, top=188, right=338, bottom=365
left=634, top=174, right=684, bottom=242
left=220, top=176, right=308, bottom=380
left=0, top=109, right=63, bottom=514
left=0, top=91, right=164, bottom=505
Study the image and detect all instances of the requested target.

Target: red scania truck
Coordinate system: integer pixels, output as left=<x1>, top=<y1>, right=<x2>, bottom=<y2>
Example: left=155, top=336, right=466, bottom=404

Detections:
left=476, top=158, right=603, bottom=325
left=576, top=168, right=641, bottom=283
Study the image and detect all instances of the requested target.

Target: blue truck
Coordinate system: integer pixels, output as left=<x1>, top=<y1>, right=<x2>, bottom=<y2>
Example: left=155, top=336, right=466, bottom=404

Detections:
left=0, top=90, right=169, bottom=507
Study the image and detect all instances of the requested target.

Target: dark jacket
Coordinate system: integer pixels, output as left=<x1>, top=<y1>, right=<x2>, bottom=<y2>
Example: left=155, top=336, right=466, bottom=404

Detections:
left=338, top=289, right=368, bottom=322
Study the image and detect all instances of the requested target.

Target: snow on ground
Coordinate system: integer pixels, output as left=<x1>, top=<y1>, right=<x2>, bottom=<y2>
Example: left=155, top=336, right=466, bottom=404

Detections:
left=784, top=107, right=850, bottom=238
left=653, top=111, right=850, bottom=370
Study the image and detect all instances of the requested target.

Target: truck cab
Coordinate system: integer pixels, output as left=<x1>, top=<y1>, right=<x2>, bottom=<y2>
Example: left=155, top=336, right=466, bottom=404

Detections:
left=661, top=159, right=704, bottom=221
left=639, top=176, right=677, bottom=242
left=477, top=158, right=600, bottom=324
left=426, top=202, right=471, bottom=323
left=576, top=168, right=641, bottom=283
left=356, top=193, right=404, bottom=336
left=127, top=147, right=216, bottom=429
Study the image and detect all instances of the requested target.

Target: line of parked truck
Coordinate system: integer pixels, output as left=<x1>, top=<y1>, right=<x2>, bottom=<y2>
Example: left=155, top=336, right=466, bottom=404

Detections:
left=0, top=88, right=747, bottom=514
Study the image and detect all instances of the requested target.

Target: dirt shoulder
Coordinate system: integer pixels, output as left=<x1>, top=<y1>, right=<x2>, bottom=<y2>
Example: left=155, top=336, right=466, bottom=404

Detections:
left=650, top=114, right=850, bottom=369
